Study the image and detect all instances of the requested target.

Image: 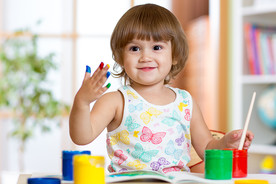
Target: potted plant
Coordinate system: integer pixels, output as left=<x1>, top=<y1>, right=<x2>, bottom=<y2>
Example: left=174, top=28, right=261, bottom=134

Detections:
left=0, top=29, right=70, bottom=171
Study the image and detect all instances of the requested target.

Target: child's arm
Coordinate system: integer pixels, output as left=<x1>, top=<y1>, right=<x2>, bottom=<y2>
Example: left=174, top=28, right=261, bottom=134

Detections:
left=190, top=100, right=214, bottom=159
left=69, top=64, right=117, bottom=145
left=190, top=99, right=254, bottom=160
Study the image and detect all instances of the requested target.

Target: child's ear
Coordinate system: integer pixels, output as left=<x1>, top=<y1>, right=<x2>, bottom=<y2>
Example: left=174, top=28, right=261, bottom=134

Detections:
left=172, top=60, right=177, bottom=65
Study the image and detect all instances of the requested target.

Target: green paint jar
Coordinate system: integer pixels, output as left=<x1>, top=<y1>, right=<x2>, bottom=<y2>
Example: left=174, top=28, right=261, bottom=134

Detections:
left=205, top=149, right=233, bottom=180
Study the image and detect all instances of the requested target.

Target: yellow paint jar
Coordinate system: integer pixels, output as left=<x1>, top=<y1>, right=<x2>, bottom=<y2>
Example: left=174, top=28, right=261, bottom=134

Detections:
left=73, top=155, right=105, bottom=184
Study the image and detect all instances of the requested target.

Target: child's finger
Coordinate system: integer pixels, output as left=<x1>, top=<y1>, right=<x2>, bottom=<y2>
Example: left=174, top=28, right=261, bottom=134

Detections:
left=98, top=83, right=111, bottom=94
left=99, top=62, right=104, bottom=70
left=243, top=139, right=251, bottom=148
left=90, top=62, right=107, bottom=81
left=241, top=131, right=253, bottom=149
left=106, top=83, right=111, bottom=89
left=97, top=70, right=111, bottom=91
left=98, top=65, right=111, bottom=85
left=86, top=65, right=91, bottom=73
left=103, top=63, right=110, bottom=70
left=90, top=62, right=103, bottom=79
left=92, top=63, right=110, bottom=85
left=83, top=65, right=91, bottom=80
left=246, top=130, right=254, bottom=140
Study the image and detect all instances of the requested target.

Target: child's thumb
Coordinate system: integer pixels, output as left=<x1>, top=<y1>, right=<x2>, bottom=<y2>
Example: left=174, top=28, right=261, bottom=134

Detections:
left=232, top=129, right=242, bottom=140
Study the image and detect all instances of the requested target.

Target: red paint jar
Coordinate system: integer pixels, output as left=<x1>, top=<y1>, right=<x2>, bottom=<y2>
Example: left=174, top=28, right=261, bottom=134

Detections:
left=224, top=149, right=247, bottom=178
left=232, top=149, right=247, bottom=178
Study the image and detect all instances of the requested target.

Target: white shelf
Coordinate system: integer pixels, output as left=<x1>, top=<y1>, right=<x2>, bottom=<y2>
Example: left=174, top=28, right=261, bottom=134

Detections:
left=243, top=5, right=276, bottom=16
left=242, top=75, right=276, bottom=84
left=249, top=144, right=276, bottom=155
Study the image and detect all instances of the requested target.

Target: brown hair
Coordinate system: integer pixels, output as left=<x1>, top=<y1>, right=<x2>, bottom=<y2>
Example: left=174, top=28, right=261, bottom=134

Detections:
left=110, top=3, right=189, bottom=84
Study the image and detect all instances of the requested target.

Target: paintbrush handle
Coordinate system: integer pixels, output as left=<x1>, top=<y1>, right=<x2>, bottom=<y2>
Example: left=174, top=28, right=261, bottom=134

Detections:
left=238, top=92, right=256, bottom=150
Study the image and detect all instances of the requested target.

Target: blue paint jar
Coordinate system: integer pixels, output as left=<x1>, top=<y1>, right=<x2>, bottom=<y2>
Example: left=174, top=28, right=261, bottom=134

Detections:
left=62, top=150, right=91, bottom=181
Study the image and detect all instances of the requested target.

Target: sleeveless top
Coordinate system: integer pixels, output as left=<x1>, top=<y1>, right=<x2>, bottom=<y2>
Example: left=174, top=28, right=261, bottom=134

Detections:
left=106, top=85, right=193, bottom=174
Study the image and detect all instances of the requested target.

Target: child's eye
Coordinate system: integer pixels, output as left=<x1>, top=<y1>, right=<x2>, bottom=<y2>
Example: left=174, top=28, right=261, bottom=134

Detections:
left=153, top=45, right=162, bottom=50
left=130, top=46, right=140, bottom=52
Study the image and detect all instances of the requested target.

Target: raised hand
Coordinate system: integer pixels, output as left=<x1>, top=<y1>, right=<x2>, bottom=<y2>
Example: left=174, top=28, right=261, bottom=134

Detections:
left=75, top=62, right=111, bottom=106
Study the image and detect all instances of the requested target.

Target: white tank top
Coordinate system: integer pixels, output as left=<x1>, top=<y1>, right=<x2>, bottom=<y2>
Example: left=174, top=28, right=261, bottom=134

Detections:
left=106, top=85, right=193, bottom=174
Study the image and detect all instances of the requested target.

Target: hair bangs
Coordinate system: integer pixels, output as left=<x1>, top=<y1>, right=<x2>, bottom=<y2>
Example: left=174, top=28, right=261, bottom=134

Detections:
left=132, top=21, right=173, bottom=42
left=120, top=7, right=174, bottom=44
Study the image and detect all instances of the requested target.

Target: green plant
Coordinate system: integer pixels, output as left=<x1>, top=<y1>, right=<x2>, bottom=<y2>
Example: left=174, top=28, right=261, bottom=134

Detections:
left=0, top=29, right=70, bottom=171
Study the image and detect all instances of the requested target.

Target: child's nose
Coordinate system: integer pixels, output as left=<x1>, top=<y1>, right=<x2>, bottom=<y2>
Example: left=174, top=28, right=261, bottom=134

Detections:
left=139, top=50, right=152, bottom=62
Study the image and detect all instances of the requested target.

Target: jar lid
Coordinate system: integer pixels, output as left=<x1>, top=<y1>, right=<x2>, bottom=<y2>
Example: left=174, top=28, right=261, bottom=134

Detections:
left=232, top=149, right=247, bottom=157
left=73, top=155, right=105, bottom=166
left=28, top=178, right=61, bottom=184
left=224, top=148, right=247, bottom=157
left=90, top=156, right=105, bottom=165
left=234, top=179, right=269, bottom=184
left=62, top=150, right=91, bottom=159
left=205, top=149, right=233, bottom=158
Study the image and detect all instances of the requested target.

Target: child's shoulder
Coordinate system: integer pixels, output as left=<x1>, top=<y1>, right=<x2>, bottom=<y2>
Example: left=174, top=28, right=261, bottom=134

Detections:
left=94, top=90, right=123, bottom=112
left=169, top=86, right=192, bottom=99
left=100, top=90, right=123, bottom=102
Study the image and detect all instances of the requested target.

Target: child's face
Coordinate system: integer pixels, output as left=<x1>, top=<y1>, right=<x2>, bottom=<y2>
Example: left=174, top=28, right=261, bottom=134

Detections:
left=123, top=38, right=173, bottom=86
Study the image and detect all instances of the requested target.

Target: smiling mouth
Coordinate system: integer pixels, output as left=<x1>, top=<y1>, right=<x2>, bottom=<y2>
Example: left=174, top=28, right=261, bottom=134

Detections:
left=138, top=67, right=156, bottom=71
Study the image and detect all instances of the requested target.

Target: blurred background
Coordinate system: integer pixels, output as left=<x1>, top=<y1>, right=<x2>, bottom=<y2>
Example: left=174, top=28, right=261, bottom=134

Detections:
left=1, top=0, right=276, bottom=183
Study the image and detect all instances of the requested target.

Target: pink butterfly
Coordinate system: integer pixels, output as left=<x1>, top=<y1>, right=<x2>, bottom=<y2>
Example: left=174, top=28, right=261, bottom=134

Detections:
left=162, top=166, right=181, bottom=173
left=140, top=126, right=166, bottom=145
left=178, top=160, right=184, bottom=167
left=184, top=109, right=190, bottom=121
left=114, top=150, right=128, bottom=165
left=108, top=165, right=116, bottom=172
left=162, top=161, right=184, bottom=173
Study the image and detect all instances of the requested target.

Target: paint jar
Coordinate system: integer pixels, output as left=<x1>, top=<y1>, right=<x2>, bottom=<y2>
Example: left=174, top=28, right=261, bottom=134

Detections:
left=205, top=149, right=233, bottom=180
left=231, top=149, right=248, bottom=178
left=73, top=155, right=105, bottom=184
left=224, top=149, right=248, bottom=177
left=62, top=150, right=91, bottom=181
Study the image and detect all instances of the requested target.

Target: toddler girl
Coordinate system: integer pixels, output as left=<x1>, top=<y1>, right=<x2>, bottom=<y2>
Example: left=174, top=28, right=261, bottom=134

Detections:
left=69, top=3, right=254, bottom=174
